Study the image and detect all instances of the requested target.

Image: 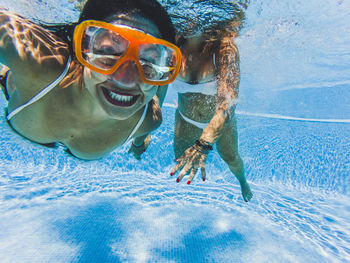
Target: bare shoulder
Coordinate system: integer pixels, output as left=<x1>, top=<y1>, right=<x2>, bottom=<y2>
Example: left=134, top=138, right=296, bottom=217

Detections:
left=0, top=9, right=70, bottom=96
left=0, top=9, right=69, bottom=78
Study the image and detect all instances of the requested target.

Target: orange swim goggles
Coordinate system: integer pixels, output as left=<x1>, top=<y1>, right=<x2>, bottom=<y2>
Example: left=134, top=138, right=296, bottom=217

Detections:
left=73, top=20, right=182, bottom=86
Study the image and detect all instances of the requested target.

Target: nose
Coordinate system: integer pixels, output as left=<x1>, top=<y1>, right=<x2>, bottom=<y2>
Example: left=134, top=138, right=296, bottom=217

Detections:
left=110, top=60, right=141, bottom=87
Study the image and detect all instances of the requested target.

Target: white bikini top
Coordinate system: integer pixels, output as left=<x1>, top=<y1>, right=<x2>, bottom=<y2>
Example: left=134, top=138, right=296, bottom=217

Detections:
left=170, top=53, right=217, bottom=96
left=6, top=56, right=147, bottom=143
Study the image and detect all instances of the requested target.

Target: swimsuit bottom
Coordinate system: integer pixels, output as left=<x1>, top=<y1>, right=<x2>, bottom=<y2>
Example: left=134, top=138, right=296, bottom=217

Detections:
left=171, top=79, right=217, bottom=130
left=177, top=109, right=209, bottom=130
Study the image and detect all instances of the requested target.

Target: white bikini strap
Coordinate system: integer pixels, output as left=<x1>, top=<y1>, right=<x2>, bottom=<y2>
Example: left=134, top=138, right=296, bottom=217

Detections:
left=7, top=56, right=71, bottom=120
left=125, top=102, right=149, bottom=143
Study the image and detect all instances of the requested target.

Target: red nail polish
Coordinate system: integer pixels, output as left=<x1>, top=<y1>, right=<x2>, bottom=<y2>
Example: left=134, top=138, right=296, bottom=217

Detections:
left=170, top=172, right=174, bottom=176
left=187, top=180, right=191, bottom=185
left=203, top=178, right=205, bottom=182
left=176, top=178, right=180, bottom=183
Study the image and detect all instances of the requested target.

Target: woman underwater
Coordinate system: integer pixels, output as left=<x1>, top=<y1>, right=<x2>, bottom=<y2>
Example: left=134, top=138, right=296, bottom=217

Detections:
left=162, top=1, right=253, bottom=202
left=0, top=0, right=182, bottom=160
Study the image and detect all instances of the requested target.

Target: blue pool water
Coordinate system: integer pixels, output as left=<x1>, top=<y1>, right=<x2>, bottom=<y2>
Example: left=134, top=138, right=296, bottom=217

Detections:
left=0, top=0, right=349, bottom=262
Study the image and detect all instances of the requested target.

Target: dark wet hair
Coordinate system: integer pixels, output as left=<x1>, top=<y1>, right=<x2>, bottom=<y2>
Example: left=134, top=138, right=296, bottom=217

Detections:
left=79, top=0, right=176, bottom=43
left=40, top=0, right=176, bottom=89
left=42, top=0, right=176, bottom=50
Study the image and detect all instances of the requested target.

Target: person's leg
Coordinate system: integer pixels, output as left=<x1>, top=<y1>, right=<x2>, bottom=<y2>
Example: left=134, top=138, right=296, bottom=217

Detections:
left=216, top=115, right=253, bottom=202
left=174, top=109, right=203, bottom=159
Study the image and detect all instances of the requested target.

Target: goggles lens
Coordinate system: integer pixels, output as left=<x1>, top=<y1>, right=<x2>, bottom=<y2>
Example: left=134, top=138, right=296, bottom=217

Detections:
left=139, top=44, right=177, bottom=81
left=81, top=26, right=129, bottom=70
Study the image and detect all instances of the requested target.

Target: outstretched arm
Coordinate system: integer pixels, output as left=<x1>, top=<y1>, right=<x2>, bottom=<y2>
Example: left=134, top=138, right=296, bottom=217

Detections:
left=200, top=34, right=240, bottom=144
left=171, top=33, right=240, bottom=183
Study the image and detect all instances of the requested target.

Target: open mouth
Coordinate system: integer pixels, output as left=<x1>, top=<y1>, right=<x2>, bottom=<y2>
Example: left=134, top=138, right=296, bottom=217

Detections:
left=102, top=87, right=140, bottom=107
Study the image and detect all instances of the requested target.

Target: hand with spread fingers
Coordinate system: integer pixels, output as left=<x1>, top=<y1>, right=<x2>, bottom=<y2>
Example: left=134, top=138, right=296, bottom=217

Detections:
left=170, top=139, right=213, bottom=184
left=128, top=134, right=151, bottom=160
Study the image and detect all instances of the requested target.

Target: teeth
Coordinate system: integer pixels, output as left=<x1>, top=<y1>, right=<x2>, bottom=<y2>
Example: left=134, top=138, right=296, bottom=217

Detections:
left=108, top=91, right=134, bottom=102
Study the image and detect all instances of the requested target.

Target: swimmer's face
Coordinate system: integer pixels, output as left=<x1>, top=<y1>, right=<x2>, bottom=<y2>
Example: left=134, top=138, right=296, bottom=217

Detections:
left=83, top=14, right=162, bottom=120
